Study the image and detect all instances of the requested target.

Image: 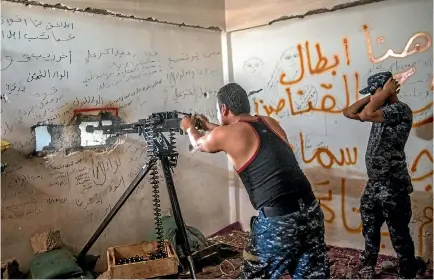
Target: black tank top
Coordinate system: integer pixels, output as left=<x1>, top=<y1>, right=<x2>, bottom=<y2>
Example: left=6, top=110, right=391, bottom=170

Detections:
left=236, top=117, right=314, bottom=209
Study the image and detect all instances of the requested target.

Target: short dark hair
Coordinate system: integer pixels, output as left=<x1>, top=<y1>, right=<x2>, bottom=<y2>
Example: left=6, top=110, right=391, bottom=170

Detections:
left=216, top=83, right=250, bottom=116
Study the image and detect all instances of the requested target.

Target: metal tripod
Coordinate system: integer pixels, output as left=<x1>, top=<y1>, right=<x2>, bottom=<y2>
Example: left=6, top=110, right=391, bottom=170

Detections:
left=76, top=112, right=197, bottom=278
left=77, top=156, right=196, bottom=278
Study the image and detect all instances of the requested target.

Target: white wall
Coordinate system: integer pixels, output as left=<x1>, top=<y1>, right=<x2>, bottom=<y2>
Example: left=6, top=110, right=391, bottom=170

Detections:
left=1, top=0, right=432, bottom=272
left=9, top=0, right=226, bottom=30
left=5, top=0, right=363, bottom=31
left=1, top=1, right=228, bottom=271
left=225, top=0, right=377, bottom=31
left=230, top=0, right=433, bottom=260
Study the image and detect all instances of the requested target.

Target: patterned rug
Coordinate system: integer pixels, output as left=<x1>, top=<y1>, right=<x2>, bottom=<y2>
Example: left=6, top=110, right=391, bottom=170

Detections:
left=197, top=230, right=433, bottom=279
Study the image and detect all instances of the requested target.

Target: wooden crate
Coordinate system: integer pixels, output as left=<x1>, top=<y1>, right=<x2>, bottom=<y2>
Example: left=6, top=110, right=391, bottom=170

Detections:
left=107, top=240, right=179, bottom=279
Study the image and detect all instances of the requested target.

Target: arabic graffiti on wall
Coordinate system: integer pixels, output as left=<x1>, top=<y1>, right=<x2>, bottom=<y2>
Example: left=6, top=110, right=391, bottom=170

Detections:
left=0, top=15, right=76, bottom=103
left=252, top=26, right=432, bottom=128
left=362, top=25, right=432, bottom=64
left=313, top=152, right=433, bottom=256
left=1, top=16, right=75, bottom=43
left=239, top=22, right=433, bottom=258
left=1, top=51, right=72, bottom=71
left=299, top=132, right=358, bottom=169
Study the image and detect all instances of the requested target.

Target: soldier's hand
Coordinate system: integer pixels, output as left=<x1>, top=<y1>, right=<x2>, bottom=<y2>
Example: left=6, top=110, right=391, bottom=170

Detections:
left=181, top=116, right=194, bottom=131
left=195, top=114, right=211, bottom=131
left=383, top=78, right=400, bottom=95
left=196, top=114, right=209, bottom=123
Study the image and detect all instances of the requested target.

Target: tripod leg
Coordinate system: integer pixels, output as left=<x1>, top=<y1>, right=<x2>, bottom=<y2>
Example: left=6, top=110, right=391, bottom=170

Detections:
left=160, top=157, right=197, bottom=279
left=77, top=159, right=155, bottom=265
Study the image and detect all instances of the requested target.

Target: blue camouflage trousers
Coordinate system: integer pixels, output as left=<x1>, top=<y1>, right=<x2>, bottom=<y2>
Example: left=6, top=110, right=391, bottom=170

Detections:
left=360, top=179, right=416, bottom=278
left=238, top=200, right=330, bottom=279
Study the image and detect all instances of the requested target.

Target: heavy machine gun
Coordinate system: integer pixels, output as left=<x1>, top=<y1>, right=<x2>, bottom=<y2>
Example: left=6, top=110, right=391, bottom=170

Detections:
left=77, top=111, right=198, bottom=278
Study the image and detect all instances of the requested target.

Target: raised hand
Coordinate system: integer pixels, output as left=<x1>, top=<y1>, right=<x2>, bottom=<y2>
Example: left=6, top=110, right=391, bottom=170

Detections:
left=383, top=77, right=400, bottom=95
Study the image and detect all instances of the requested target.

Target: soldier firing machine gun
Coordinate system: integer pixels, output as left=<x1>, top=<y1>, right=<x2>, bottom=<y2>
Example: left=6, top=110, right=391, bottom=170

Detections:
left=76, top=111, right=203, bottom=278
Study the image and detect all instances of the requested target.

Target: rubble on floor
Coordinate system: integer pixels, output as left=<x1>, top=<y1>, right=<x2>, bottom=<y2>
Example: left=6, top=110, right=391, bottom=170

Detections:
left=30, top=230, right=63, bottom=254
left=201, top=230, right=433, bottom=279
left=3, top=229, right=432, bottom=279
left=1, top=259, right=24, bottom=279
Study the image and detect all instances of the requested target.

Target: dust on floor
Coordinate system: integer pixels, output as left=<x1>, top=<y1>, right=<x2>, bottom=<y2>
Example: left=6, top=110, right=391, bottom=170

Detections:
left=200, top=230, right=433, bottom=279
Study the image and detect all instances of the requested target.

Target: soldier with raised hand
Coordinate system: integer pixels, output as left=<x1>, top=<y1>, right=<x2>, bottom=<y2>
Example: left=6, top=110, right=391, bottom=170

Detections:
left=343, top=72, right=427, bottom=279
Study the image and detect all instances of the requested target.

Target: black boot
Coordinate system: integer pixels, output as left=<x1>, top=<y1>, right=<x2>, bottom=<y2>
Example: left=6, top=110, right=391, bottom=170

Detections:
left=397, top=256, right=428, bottom=279
left=415, top=256, right=428, bottom=277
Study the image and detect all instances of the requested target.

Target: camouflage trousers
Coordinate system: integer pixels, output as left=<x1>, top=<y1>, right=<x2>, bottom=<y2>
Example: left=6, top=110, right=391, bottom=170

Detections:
left=238, top=200, right=330, bottom=279
left=360, top=179, right=416, bottom=278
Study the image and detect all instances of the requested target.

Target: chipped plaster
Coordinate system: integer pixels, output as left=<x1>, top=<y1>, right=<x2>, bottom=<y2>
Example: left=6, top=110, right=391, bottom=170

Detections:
left=3, top=0, right=223, bottom=31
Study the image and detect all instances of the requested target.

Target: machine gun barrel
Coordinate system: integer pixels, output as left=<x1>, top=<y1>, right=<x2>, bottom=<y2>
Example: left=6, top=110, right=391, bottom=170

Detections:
left=84, top=110, right=187, bottom=136
left=176, top=111, right=193, bottom=116
left=85, top=122, right=139, bottom=134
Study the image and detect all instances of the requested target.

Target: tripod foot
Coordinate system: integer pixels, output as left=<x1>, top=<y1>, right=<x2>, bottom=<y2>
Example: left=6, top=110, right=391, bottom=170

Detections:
left=187, top=255, right=197, bottom=279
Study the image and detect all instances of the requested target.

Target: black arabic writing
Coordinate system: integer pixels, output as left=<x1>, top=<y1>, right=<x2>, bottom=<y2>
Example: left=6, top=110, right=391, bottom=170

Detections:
left=1, top=30, right=75, bottom=42
left=168, top=51, right=221, bottom=68
left=27, top=69, right=69, bottom=83
left=84, top=48, right=154, bottom=63
left=166, top=67, right=220, bottom=87
left=1, top=16, right=74, bottom=30
left=1, top=51, right=72, bottom=71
